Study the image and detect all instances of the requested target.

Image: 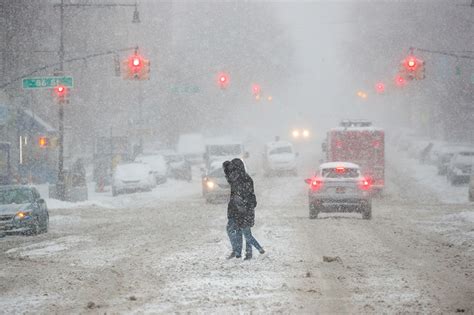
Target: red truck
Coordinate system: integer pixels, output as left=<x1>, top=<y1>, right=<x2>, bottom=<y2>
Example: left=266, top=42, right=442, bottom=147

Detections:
left=323, top=120, right=385, bottom=193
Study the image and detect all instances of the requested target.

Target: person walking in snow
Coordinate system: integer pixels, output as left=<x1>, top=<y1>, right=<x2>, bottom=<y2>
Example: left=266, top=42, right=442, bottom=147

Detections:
left=223, top=158, right=265, bottom=260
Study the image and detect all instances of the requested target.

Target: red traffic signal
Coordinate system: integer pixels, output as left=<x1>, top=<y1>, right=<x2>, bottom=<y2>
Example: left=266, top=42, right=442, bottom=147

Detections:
left=252, top=84, right=261, bottom=95
left=395, top=75, right=406, bottom=87
left=405, top=56, right=418, bottom=71
left=54, top=85, right=67, bottom=97
left=217, top=72, right=230, bottom=89
left=38, top=136, right=49, bottom=148
left=375, top=82, right=385, bottom=93
left=129, top=54, right=144, bottom=74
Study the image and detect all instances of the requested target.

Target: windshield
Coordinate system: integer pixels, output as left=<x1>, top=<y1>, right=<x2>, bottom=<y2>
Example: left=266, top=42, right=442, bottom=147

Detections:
left=321, top=168, right=360, bottom=178
left=269, top=146, right=292, bottom=155
left=0, top=188, right=34, bottom=205
left=209, top=167, right=225, bottom=178
left=208, top=144, right=242, bottom=156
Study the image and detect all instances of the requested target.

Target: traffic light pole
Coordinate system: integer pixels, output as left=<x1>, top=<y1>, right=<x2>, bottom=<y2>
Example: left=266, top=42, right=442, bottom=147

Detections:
left=57, top=0, right=66, bottom=201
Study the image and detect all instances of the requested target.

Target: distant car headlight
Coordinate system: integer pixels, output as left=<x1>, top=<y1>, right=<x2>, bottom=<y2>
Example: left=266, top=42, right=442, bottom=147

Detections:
left=302, top=129, right=310, bottom=138
left=15, top=211, right=31, bottom=220
left=292, top=130, right=300, bottom=138
left=206, top=181, right=215, bottom=189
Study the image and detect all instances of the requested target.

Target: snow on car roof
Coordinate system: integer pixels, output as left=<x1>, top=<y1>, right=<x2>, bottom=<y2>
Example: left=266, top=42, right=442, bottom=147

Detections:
left=205, top=137, right=242, bottom=145
left=331, top=126, right=383, bottom=132
left=266, top=141, right=292, bottom=149
left=320, top=162, right=360, bottom=169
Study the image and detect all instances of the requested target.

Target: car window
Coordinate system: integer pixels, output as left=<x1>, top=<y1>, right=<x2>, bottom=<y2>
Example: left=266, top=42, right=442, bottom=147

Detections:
left=0, top=188, right=34, bottom=205
left=321, top=168, right=360, bottom=178
left=208, top=145, right=242, bottom=156
left=209, top=167, right=225, bottom=178
left=269, top=146, right=292, bottom=155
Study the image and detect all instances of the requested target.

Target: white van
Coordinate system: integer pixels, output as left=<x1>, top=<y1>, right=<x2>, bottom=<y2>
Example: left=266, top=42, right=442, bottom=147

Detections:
left=177, top=133, right=205, bottom=165
left=263, top=141, right=297, bottom=176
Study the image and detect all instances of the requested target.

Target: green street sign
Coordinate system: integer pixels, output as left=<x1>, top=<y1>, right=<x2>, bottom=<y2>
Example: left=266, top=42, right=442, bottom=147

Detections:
left=22, top=76, right=73, bottom=89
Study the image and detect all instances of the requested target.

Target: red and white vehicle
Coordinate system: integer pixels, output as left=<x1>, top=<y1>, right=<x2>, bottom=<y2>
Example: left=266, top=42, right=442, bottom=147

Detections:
left=305, top=162, right=372, bottom=219
left=323, top=120, right=385, bottom=193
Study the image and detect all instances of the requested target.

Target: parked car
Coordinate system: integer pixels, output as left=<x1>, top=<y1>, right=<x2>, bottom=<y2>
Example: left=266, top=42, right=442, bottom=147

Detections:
left=112, top=163, right=156, bottom=196
left=436, top=145, right=472, bottom=175
left=305, top=162, right=372, bottom=220
left=202, top=165, right=230, bottom=204
left=135, top=154, right=167, bottom=184
left=447, top=151, right=474, bottom=185
left=162, top=151, right=192, bottom=181
left=469, top=175, right=474, bottom=202
left=263, top=140, right=298, bottom=176
left=0, top=185, right=49, bottom=235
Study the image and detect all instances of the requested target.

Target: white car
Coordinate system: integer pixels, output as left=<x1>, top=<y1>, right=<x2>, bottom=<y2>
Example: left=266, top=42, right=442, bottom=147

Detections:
left=202, top=166, right=230, bottom=203
left=263, top=141, right=297, bottom=176
left=305, top=162, right=372, bottom=220
left=447, top=151, right=474, bottom=185
left=112, top=163, right=156, bottom=196
left=135, top=154, right=168, bottom=184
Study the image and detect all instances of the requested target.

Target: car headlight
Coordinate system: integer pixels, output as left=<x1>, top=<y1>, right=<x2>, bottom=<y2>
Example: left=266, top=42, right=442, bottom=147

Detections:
left=15, top=211, right=31, bottom=220
left=206, top=181, right=215, bottom=189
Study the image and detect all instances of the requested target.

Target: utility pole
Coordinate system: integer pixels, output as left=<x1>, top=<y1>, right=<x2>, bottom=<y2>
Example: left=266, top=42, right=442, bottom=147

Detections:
left=57, top=0, right=66, bottom=200
left=53, top=1, right=139, bottom=200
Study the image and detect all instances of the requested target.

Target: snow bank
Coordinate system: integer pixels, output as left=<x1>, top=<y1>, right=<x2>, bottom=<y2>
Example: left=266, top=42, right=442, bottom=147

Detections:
left=443, top=211, right=474, bottom=223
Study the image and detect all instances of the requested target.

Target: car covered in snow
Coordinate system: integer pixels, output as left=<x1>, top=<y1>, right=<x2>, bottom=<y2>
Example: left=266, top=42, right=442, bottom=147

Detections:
left=447, top=151, right=474, bottom=185
left=161, top=151, right=192, bottom=181
left=202, top=165, right=230, bottom=203
left=135, top=154, right=168, bottom=184
left=436, top=145, right=472, bottom=175
left=263, top=141, right=297, bottom=176
left=0, top=185, right=49, bottom=235
left=112, top=163, right=156, bottom=196
left=305, top=162, right=372, bottom=219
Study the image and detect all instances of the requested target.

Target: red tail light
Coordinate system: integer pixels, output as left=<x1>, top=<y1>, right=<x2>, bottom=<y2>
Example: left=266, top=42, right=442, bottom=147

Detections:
left=359, top=177, right=372, bottom=191
left=307, top=177, right=323, bottom=191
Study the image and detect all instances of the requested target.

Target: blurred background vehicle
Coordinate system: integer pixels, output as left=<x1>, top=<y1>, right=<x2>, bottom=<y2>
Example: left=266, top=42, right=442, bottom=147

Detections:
left=135, top=154, right=167, bottom=185
left=263, top=140, right=298, bottom=176
left=112, top=163, right=156, bottom=196
left=177, top=133, right=205, bottom=165
left=201, top=165, right=229, bottom=204
left=0, top=185, right=49, bottom=236
left=446, top=151, right=474, bottom=185
left=162, top=151, right=192, bottom=181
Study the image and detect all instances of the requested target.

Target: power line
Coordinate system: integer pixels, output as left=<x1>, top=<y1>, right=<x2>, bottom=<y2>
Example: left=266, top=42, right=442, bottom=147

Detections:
left=411, top=47, right=474, bottom=60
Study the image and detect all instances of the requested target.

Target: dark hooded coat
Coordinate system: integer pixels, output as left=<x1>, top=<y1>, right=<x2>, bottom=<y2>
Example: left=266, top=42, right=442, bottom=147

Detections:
left=223, top=158, right=257, bottom=228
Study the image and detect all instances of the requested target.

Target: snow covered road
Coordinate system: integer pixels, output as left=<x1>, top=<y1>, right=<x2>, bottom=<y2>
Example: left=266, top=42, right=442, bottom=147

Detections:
left=1, top=161, right=473, bottom=314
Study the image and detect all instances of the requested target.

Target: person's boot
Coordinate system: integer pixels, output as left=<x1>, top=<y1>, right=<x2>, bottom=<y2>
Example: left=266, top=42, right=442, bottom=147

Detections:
left=226, top=252, right=236, bottom=259
left=244, top=254, right=252, bottom=260
left=259, top=248, right=265, bottom=254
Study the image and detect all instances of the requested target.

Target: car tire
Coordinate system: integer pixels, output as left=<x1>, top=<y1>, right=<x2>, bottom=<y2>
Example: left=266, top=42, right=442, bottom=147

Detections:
left=41, top=214, right=49, bottom=233
left=26, top=218, right=41, bottom=236
left=309, top=202, right=319, bottom=219
left=112, top=187, right=118, bottom=196
left=362, top=204, right=372, bottom=220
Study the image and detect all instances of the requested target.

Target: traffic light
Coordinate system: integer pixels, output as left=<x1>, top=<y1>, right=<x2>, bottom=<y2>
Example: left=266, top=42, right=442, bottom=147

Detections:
left=395, top=74, right=406, bottom=87
left=375, top=82, right=385, bottom=94
left=122, top=52, right=150, bottom=80
left=400, top=55, right=425, bottom=80
left=38, top=136, right=49, bottom=148
left=217, top=72, right=230, bottom=89
left=54, top=85, right=68, bottom=102
left=252, top=84, right=261, bottom=95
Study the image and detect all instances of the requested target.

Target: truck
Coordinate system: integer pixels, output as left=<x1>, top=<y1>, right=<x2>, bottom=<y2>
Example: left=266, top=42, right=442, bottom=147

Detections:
left=203, top=138, right=249, bottom=171
left=323, top=120, right=385, bottom=192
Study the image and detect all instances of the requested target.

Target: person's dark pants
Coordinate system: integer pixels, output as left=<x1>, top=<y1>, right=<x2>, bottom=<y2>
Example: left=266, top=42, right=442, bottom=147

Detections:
left=242, top=227, right=263, bottom=257
left=227, top=219, right=252, bottom=257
